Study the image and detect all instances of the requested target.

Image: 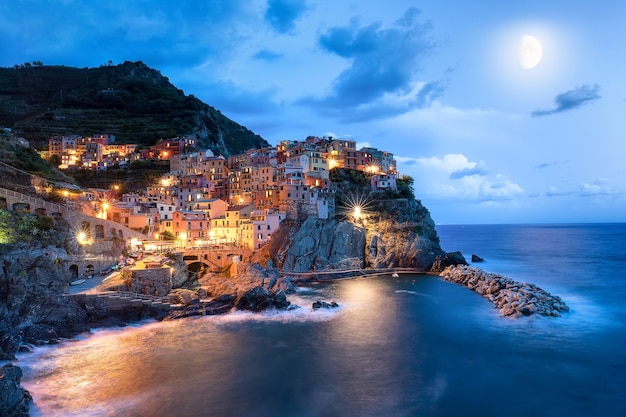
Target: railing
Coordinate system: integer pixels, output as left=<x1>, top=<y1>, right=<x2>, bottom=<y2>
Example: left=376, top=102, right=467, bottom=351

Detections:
left=279, top=267, right=423, bottom=280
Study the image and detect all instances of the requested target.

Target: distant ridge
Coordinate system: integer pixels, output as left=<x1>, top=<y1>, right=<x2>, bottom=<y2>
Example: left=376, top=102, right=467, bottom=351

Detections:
left=0, top=61, right=269, bottom=156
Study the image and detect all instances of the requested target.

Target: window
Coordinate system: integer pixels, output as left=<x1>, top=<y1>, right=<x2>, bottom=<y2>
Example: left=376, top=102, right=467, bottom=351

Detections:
left=267, top=225, right=271, bottom=230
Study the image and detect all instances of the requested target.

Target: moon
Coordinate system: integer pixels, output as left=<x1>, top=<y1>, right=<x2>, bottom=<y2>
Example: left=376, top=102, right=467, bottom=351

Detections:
left=520, top=35, right=542, bottom=69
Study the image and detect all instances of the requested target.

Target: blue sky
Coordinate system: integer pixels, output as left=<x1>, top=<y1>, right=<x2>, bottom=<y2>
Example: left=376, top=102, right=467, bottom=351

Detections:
left=1, top=0, right=625, bottom=224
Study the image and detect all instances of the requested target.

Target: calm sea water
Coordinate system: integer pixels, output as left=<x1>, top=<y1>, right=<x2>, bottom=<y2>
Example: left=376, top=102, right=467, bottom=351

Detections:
left=12, top=223, right=626, bottom=417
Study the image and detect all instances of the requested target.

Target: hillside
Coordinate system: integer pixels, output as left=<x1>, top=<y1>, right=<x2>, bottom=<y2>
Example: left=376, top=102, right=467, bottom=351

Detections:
left=0, top=61, right=269, bottom=155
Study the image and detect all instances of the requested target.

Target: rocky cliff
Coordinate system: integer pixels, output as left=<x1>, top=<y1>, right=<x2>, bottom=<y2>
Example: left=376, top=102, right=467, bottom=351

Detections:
left=0, top=244, right=88, bottom=360
left=265, top=197, right=448, bottom=273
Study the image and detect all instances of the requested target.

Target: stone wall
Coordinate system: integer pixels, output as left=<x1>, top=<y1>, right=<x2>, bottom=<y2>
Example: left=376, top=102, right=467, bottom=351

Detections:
left=0, top=187, right=148, bottom=242
left=128, top=267, right=172, bottom=297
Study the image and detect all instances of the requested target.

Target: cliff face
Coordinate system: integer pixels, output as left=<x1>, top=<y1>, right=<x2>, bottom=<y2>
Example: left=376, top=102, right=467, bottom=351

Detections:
left=281, top=217, right=367, bottom=272
left=0, top=245, right=88, bottom=360
left=270, top=198, right=446, bottom=273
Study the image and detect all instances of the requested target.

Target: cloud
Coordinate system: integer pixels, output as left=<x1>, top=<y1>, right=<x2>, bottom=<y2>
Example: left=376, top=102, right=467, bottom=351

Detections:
left=449, top=165, right=488, bottom=180
left=265, top=0, right=310, bottom=34
left=415, top=153, right=476, bottom=173
left=402, top=154, right=524, bottom=203
left=251, top=49, right=284, bottom=62
left=546, top=179, right=614, bottom=198
left=0, top=0, right=261, bottom=69
left=300, top=7, right=442, bottom=121
left=532, top=84, right=601, bottom=117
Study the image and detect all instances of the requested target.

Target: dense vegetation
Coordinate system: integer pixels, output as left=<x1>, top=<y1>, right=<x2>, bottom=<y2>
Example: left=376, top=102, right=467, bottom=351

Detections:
left=0, top=61, right=268, bottom=155
left=0, top=130, right=76, bottom=191
left=0, top=208, right=58, bottom=247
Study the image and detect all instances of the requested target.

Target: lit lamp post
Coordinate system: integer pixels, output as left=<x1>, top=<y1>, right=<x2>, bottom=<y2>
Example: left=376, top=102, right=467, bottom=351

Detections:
left=77, top=231, right=88, bottom=245
left=353, top=205, right=362, bottom=220
left=99, top=201, right=109, bottom=220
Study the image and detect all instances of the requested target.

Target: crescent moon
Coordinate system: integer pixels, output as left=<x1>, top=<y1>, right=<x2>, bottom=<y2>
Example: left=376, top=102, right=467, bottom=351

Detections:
left=520, top=35, right=542, bottom=69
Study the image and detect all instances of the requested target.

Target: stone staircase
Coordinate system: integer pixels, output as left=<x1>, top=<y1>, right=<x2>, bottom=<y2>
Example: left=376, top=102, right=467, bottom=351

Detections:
left=66, top=291, right=171, bottom=311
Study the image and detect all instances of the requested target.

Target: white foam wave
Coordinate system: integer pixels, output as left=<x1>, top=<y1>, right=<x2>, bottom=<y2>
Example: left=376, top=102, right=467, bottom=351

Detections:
left=394, top=290, right=439, bottom=302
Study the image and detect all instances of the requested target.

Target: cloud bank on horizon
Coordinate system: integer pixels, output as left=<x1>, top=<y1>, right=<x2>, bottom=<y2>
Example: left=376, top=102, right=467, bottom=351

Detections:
left=0, top=0, right=624, bottom=224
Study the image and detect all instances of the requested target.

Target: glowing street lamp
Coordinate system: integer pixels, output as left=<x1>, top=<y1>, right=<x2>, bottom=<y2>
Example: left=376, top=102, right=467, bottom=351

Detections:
left=353, top=205, right=362, bottom=220
left=98, top=201, right=109, bottom=219
left=77, top=232, right=88, bottom=245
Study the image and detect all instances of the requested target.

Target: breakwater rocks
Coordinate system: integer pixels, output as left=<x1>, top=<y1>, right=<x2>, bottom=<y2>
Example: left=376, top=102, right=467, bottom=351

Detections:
left=439, top=265, right=569, bottom=317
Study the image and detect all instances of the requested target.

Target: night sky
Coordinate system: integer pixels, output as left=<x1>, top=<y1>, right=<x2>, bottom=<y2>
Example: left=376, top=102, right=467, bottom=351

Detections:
left=2, top=0, right=625, bottom=224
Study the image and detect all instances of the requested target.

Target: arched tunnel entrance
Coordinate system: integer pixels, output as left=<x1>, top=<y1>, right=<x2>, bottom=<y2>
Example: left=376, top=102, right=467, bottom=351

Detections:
left=69, top=264, right=79, bottom=279
left=186, top=261, right=209, bottom=282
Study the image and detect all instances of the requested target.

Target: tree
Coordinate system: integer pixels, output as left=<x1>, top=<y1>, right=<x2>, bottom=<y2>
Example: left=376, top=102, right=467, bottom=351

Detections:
left=397, top=175, right=415, bottom=200
left=0, top=209, right=17, bottom=244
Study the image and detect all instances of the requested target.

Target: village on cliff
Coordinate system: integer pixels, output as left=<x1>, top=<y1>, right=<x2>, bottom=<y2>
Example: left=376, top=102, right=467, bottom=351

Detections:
left=43, top=134, right=398, bottom=252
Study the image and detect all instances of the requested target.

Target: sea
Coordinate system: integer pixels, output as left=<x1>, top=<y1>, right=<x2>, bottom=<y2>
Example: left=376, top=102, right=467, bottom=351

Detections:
left=10, top=223, right=626, bottom=417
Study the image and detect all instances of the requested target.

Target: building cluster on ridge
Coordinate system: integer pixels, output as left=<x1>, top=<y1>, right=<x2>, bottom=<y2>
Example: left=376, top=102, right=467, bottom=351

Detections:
left=46, top=134, right=195, bottom=169
left=49, top=135, right=397, bottom=251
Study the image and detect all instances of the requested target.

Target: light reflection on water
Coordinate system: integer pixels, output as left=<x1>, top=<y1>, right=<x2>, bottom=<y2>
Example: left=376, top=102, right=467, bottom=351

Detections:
left=17, top=273, right=626, bottom=417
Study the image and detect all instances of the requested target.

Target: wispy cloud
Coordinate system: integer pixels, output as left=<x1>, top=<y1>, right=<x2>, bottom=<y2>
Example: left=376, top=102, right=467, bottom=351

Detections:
left=265, top=0, right=310, bottom=34
left=546, top=179, right=614, bottom=198
left=251, top=49, right=284, bottom=62
left=532, top=84, right=601, bottom=117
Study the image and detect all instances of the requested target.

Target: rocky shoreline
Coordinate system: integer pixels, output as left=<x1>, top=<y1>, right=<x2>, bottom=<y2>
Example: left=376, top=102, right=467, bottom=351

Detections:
left=439, top=265, right=569, bottom=317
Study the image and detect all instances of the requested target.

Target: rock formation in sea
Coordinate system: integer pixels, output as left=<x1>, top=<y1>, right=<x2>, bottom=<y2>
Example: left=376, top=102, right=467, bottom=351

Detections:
left=0, top=364, right=32, bottom=417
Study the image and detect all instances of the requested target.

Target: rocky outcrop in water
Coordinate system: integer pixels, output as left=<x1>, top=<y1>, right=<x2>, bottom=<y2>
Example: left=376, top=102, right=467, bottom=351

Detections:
left=236, top=286, right=291, bottom=312
left=439, top=265, right=569, bottom=317
left=429, top=251, right=467, bottom=273
left=312, top=300, right=339, bottom=310
left=471, top=254, right=485, bottom=263
left=0, top=364, right=32, bottom=417
left=164, top=294, right=237, bottom=320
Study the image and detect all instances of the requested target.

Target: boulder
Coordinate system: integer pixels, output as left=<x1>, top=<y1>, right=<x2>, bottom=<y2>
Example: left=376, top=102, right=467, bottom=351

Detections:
left=164, top=294, right=236, bottom=320
left=471, top=254, right=485, bottom=262
left=429, top=251, right=468, bottom=272
left=236, top=286, right=291, bottom=312
left=0, top=364, right=32, bottom=417
left=312, top=300, right=339, bottom=310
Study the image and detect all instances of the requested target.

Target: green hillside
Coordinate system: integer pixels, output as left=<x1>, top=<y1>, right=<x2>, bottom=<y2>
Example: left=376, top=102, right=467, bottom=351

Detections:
left=0, top=61, right=268, bottom=155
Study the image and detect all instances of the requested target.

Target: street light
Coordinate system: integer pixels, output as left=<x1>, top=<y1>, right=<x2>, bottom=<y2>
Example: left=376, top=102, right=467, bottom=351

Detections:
left=77, top=231, right=88, bottom=245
